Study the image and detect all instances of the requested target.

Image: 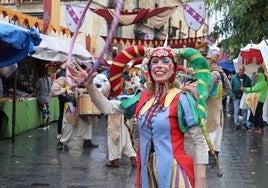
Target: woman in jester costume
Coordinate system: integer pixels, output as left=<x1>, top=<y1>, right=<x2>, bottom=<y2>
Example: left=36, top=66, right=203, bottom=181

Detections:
left=68, top=45, right=212, bottom=188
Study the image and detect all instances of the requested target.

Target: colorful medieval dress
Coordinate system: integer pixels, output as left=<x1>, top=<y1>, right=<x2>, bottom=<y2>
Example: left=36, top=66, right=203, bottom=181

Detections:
left=133, top=88, right=207, bottom=188
left=89, top=84, right=208, bottom=188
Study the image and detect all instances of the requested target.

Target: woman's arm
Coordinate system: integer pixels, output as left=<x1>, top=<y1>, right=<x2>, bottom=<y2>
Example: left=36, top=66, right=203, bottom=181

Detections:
left=67, top=63, right=124, bottom=115
left=85, top=82, right=124, bottom=115
left=50, top=77, right=69, bottom=96
left=188, top=126, right=208, bottom=188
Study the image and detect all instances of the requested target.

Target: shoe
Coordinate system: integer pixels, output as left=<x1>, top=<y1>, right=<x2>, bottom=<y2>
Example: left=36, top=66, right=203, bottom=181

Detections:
left=106, top=159, right=119, bottom=168
left=235, top=125, right=241, bottom=131
left=130, top=157, right=137, bottom=167
left=57, top=142, right=64, bottom=150
left=254, top=128, right=264, bottom=134
left=46, top=118, right=50, bottom=126
left=83, top=140, right=99, bottom=148
left=248, top=127, right=258, bottom=133
left=38, top=124, right=49, bottom=129
left=56, top=134, right=61, bottom=139
left=242, top=124, right=249, bottom=130
left=226, top=113, right=232, bottom=117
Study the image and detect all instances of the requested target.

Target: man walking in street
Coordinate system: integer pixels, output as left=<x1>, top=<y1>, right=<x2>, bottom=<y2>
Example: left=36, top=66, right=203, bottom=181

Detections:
left=230, top=65, right=251, bottom=130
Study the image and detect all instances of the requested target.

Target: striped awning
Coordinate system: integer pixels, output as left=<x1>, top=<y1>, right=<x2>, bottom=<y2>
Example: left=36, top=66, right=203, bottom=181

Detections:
left=101, top=35, right=205, bottom=48
left=0, top=6, right=72, bottom=37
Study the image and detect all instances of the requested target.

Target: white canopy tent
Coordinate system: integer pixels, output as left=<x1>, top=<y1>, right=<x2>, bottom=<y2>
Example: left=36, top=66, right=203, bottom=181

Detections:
left=31, top=34, right=94, bottom=65
left=234, top=40, right=268, bottom=123
left=233, top=40, right=268, bottom=75
left=257, top=40, right=268, bottom=68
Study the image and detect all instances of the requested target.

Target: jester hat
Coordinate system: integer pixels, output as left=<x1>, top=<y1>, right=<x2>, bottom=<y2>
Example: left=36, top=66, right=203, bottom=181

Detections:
left=109, top=45, right=211, bottom=121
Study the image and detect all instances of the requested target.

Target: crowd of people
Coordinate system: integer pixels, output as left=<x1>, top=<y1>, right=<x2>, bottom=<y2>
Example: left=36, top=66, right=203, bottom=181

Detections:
left=29, top=42, right=268, bottom=188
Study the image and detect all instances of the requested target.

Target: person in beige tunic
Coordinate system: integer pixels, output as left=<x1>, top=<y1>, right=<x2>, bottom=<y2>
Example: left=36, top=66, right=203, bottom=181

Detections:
left=50, top=76, right=98, bottom=150
left=93, top=71, right=137, bottom=167
left=206, top=54, right=231, bottom=166
left=106, top=114, right=137, bottom=167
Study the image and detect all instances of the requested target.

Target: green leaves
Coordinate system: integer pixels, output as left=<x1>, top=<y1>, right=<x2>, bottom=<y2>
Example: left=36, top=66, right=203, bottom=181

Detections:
left=208, top=0, right=268, bottom=58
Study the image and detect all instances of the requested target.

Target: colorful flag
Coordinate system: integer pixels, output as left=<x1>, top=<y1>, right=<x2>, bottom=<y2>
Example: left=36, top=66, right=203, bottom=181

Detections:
left=144, top=33, right=154, bottom=40
left=65, top=4, right=84, bottom=32
left=183, top=1, right=206, bottom=31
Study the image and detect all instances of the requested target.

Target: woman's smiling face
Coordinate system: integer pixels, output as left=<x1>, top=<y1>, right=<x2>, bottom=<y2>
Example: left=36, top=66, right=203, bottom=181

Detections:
left=150, top=56, right=175, bottom=83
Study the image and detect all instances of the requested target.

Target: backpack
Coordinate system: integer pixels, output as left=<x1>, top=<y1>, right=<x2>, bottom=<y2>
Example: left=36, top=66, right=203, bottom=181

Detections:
left=220, top=71, right=231, bottom=99
left=211, top=70, right=231, bottom=99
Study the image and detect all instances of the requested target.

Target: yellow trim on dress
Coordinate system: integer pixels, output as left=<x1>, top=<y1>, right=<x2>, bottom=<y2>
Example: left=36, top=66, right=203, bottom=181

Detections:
left=140, top=88, right=182, bottom=116
left=148, top=152, right=159, bottom=188
left=171, top=159, right=178, bottom=187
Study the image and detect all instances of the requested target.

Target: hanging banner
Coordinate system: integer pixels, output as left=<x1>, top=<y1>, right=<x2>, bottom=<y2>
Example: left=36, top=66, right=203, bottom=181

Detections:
left=183, top=1, right=206, bottom=31
left=65, top=4, right=84, bottom=32
left=90, top=5, right=178, bottom=29
left=43, top=0, right=51, bottom=33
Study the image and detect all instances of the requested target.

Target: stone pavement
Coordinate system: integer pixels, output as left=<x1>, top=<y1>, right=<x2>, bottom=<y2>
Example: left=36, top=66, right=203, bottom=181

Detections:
left=0, top=115, right=268, bottom=188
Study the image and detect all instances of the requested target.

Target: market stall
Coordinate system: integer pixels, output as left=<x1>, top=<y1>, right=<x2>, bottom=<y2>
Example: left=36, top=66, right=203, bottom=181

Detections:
left=0, top=21, right=41, bottom=140
left=0, top=57, right=61, bottom=138
left=0, top=97, right=59, bottom=138
left=0, top=21, right=94, bottom=139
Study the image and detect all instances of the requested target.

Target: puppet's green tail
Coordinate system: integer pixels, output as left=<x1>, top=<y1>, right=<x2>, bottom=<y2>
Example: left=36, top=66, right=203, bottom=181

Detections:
left=176, top=48, right=223, bottom=177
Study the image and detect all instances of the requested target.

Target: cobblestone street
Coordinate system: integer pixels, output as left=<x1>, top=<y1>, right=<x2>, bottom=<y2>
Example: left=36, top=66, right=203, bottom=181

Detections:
left=1, top=115, right=268, bottom=188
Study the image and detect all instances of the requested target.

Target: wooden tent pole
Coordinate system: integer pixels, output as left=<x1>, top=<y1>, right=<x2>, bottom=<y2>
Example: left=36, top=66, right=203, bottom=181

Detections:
left=11, top=69, right=18, bottom=143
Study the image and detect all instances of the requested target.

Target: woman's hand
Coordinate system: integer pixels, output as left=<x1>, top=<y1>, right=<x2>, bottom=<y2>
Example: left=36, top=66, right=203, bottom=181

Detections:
left=67, top=62, right=97, bottom=86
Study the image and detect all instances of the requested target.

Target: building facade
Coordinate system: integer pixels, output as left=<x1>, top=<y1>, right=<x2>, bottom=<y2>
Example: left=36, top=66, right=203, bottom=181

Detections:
left=0, top=0, right=210, bottom=60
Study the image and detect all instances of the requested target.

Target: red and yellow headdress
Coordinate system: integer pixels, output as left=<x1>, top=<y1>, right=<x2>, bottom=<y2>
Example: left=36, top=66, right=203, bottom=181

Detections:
left=146, top=47, right=177, bottom=82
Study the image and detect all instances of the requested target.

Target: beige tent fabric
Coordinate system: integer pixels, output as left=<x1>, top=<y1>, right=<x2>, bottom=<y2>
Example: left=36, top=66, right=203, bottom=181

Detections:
left=245, top=93, right=260, bottom=115
left=148, top=6, right=178, bottom=29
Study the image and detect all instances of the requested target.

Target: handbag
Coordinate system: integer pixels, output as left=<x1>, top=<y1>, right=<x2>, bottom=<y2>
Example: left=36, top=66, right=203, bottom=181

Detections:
left=65, top=110, right=78, bottom=127
left=65, top=103, right=78, bottom=127
left=239, top=93, right=249, bottom=109
left=245, top=93, right=260, bottom=116
left=234, top=90, right=243, bottom=99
